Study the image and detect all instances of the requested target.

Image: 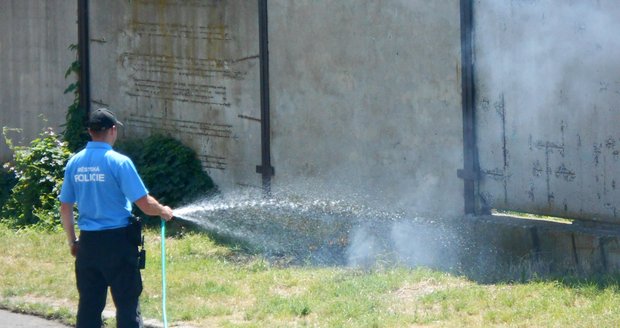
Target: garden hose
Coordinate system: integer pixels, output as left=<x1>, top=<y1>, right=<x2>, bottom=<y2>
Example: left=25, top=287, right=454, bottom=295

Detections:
left=161, top=218, right=168, bottom=328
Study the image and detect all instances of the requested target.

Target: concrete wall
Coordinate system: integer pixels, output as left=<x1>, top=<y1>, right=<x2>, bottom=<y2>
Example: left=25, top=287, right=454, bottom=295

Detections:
left=4, top=1, right=619, bottom=223
left=268, top=0, right=465, bottom=217
left=86, top=0, right=466, bottom=218
left=88, top=0, right=262, bottom=189
left=474, top=0, right=620, bottom=223
left=0, top=0, right=76, bottom=161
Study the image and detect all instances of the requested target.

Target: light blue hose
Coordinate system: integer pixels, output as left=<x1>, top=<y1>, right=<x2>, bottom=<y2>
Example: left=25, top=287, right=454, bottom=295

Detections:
left=161, top=219, right=168, bottom=328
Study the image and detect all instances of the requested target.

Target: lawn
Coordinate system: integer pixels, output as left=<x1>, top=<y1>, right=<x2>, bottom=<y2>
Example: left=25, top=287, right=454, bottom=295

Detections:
left=1, top=223, right=620, bottom=327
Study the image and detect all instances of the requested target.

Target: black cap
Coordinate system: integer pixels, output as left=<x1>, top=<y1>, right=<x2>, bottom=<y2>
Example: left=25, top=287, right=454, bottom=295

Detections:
left=88, top=108, right=123, bottom=131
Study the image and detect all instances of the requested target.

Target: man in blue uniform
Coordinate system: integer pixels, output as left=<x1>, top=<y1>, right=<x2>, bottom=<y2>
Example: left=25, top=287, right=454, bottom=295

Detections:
left=59, top=108, right=174, bottom=328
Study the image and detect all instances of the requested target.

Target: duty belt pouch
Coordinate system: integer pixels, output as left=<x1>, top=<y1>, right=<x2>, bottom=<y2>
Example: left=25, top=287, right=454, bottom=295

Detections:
left=128, top=216, right=143, bottom=246
left=128, top=216, right=146, bottom=269
left=138, top=247, right=146, bottom=270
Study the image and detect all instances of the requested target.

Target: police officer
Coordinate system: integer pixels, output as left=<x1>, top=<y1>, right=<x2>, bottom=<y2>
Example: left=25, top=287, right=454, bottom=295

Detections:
left=59, top=108, right=174, bottom=328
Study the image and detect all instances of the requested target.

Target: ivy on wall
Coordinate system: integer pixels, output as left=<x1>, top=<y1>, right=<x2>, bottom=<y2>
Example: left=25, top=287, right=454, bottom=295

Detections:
left=61, top=43, right=89, bottom=152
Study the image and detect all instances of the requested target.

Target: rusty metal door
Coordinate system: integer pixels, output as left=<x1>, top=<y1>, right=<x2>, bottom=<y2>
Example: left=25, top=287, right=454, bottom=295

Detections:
left=473, top=0, right=620, bottom=223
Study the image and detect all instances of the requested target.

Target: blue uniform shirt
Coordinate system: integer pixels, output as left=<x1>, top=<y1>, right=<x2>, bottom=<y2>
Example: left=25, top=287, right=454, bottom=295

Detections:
left=59, top=141, right=148, bottom=231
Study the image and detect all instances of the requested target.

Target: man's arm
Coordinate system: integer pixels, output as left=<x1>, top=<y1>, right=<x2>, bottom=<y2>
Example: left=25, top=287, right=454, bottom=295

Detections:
left=60, top=202, right=79, bottom=257
left=134, top=194, right=174, bottom=221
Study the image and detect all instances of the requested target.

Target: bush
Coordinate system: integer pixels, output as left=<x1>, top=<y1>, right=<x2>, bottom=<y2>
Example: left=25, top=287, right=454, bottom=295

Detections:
left=1, top=130, right=215, bottom=228
left=0, top=166, right=17, bottom=210
left=1, top=127, right=71, bottom=229
left=116, top=134, right=217, bottom=212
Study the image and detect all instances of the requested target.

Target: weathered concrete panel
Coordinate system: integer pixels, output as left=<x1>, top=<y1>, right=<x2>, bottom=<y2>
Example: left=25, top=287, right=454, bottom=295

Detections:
left=0, top=0, right=76, bottom=161
left=88, top=0, right=262, bottom=190
left=602, top=237, right=620, bottom=272
left=460, top=215, right=620, bottom=278
left=475, top=0, right=620, bottom=222
left=268, top=1, right=465, bottom=217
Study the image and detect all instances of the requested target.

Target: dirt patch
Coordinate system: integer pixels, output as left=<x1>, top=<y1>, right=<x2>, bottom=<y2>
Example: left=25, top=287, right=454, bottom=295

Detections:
left=393, top=279, right=468, bottom=300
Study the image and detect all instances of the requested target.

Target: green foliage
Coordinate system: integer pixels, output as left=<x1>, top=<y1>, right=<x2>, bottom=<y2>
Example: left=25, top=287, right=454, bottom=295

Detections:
left=1, top=127, right=71, bottom=229
left=61, top=44, right=89, bottom=152
left=0, top=166, right=17, bottom=209
left=116, top=134, right=217, bottom=210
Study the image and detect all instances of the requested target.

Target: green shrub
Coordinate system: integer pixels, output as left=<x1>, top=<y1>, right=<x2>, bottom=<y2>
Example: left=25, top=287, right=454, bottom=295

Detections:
left=116, top=134, right=217, bottom=212
left=0, top=166, right=17, bottom=210
left=1, top=127, right=71, bottom=229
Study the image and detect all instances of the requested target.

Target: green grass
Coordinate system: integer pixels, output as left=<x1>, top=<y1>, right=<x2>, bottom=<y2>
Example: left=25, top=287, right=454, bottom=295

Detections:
left=1, top=224, right=620, bottom=327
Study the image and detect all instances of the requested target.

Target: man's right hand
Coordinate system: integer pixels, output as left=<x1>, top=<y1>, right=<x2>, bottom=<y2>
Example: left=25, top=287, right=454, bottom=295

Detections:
left=160, top=205, right=174, bottom=221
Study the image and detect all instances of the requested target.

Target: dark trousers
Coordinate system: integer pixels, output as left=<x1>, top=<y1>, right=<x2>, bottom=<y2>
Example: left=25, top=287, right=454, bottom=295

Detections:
left=75, top=227, right=143, bottom=328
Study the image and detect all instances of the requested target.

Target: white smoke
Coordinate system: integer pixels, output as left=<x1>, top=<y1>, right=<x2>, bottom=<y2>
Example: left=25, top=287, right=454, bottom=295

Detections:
left=346, top=218, right=461, bottom=271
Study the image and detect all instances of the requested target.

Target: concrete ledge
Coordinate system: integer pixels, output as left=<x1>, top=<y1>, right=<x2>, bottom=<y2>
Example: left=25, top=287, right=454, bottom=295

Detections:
left=461, top=215, right=620, bottom=278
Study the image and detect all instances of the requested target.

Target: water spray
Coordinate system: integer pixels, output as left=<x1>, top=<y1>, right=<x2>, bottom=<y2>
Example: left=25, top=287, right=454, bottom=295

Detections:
left=168, top=191, right=456, bottom=267
left=158, top=187, right=546, bottom=319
